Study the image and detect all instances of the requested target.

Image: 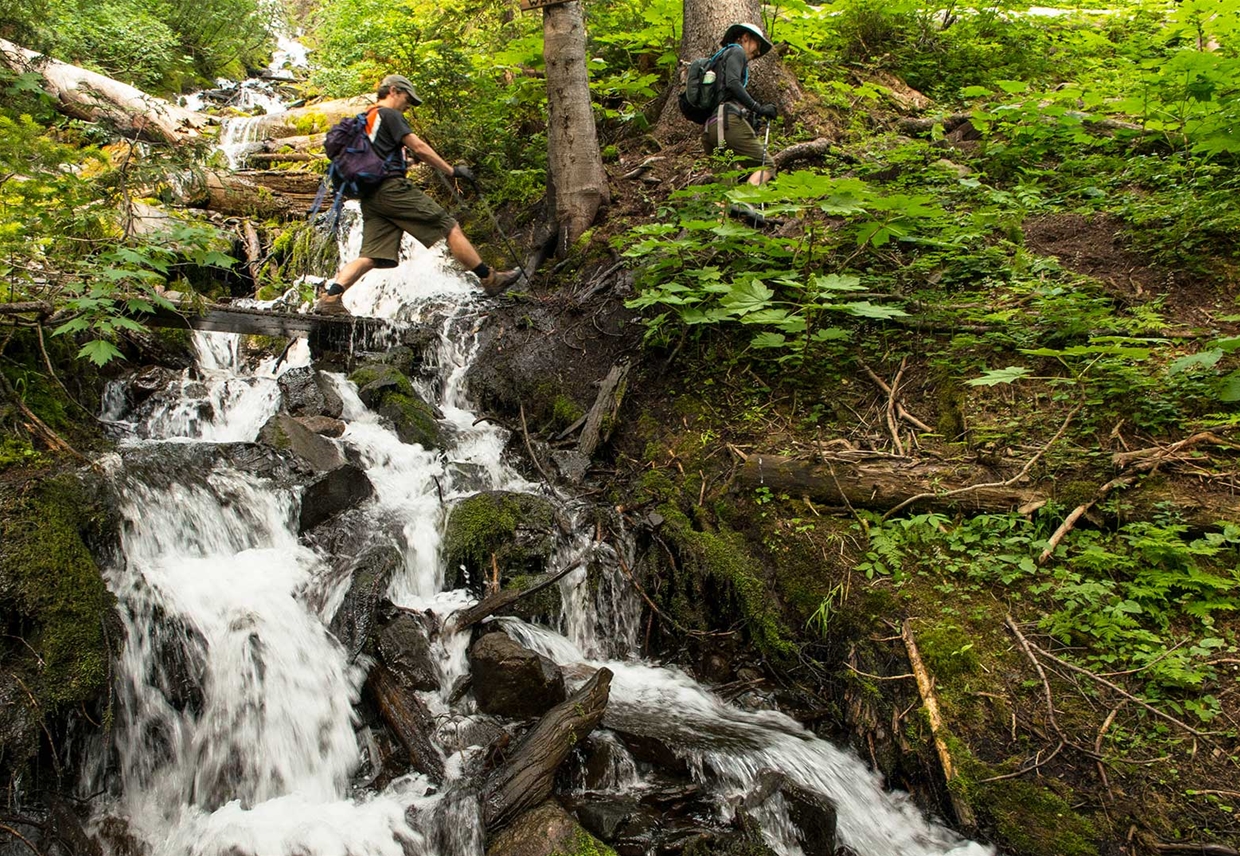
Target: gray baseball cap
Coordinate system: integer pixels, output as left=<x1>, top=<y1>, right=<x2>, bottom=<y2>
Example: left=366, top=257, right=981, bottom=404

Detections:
left=380, top=74, right=423, bottom=106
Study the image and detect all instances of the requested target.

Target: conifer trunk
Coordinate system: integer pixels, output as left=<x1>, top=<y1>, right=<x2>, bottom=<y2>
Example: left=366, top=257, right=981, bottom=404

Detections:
left=543, top=1, right=609, bottom=254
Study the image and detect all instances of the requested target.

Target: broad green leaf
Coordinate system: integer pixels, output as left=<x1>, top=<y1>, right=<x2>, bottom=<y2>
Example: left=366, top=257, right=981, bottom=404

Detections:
left=810, top=327, right=850, bottom=342
left=837, top=301, right=908, bottom=320
left=720, top=279, right=775, bottom=316
left=750, top=331, right=787, bottom=349
left=1021, top=345, right=1151, bottom=359
left=966, top=366, right=1032, bottom=386
left=808, top=274, right=863, bottom=295
left=78, top=339, right=125, bottom=366
left=961, top=86, right=993, bottom=98
left=1219, top=370, right=1240, bottom=403
left=1169, top=350, right=1223, bottom=373
left=1215, top=337, right=1240, bottom=352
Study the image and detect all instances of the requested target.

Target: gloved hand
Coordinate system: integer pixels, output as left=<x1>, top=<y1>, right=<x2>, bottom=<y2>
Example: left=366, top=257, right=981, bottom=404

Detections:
left=756, top=103, right=778, bottom=120
left=451, top=164, right=477, bottom=184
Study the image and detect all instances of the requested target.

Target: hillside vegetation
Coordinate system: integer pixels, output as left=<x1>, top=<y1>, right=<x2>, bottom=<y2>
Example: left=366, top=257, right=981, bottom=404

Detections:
left=1, top=0, right=1238, bottom=852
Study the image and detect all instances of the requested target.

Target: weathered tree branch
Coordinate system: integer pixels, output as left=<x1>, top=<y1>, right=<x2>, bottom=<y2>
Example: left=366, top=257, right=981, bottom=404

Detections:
left=481, top=667, right=612, bottom=833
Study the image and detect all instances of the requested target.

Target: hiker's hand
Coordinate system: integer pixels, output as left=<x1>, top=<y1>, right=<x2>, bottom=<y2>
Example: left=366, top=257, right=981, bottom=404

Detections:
left=756, top=103, right=777, bottom=120
left=451, top=164, right=477, bottom=185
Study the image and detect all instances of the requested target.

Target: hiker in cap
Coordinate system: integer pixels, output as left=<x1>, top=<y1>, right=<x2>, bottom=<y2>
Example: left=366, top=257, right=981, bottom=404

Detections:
left=316, top=73, right=522, bottom=315
left=702, top=23, right=778, bottom=188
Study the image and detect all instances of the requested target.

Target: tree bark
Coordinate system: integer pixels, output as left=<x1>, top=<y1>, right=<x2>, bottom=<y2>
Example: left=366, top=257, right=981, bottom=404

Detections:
left=481, top=667, right=612, bottom=833
left=578, top=362, right=629, bottom=459
left=656, top=0, right=802, bottom=133
left=0, top=39, right=211, bottom=144
left=366, top=662, right=446, bottom=784
left=543, top=1, right=609, bottom=253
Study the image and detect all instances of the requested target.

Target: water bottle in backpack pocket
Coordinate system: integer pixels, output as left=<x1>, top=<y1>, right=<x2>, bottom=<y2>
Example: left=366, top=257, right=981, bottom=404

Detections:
left=678, top=44, right=739, bottom=124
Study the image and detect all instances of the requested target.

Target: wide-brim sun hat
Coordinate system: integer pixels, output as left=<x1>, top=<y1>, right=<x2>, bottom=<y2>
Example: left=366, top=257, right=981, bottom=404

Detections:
left=721, top=22, right=773, bottom=56
left=381, top=74, right=423, bottom=106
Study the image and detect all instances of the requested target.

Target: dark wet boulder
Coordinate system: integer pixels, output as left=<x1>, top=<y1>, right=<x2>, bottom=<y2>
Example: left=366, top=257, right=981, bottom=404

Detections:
left=259, top=412, right=344, bottom=472
left=470, top=631, right=566, bottom=719
left=348, top=363, right=442, bottom=449
left=486, top=801, right=615, bottom=856
left=742, top=771, right=837, bottom=856
left=278, top=366, right=333, bottom=417
left=329, top=545, right=402, bottom=660
left=377, top=611, right=439, bottom=692
left=125, top=365, right=179, bottom=408
left=298, top=464, right=374, bottom=532
left=442, top=491, right=556, bottom=592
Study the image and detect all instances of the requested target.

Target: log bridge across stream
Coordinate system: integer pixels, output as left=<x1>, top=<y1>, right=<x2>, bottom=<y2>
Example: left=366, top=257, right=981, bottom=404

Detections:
left=143, top=303, right=423, bottom=353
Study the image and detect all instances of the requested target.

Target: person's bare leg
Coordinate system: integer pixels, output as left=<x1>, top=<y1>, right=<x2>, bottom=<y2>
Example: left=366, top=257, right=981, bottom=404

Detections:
left=747, top=168, right=773, bottom=186
left=332, top=256, right=377, bottom=290
left=444, top=224, right=482, bottom=270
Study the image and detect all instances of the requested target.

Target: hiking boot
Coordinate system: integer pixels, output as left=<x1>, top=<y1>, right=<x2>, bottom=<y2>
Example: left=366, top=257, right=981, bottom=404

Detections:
left=313, top=293, right=351, bottom=317
left=727, top=203, right=770, bottom=228
left=479, top=267, right=523, bottom=296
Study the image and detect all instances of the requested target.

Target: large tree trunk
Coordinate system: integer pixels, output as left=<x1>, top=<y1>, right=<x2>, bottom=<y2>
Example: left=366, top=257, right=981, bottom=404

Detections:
left=543, top=1, right=609, bottom=254
left=656, top=1, right=802, bottom=133
left=0, top=39, right=211, bottom=144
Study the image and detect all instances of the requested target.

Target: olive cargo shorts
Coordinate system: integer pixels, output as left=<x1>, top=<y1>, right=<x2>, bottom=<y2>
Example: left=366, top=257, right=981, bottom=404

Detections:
left=702, top=109, right=775, bottom=173
left=359, top=177, right=457, bottom=268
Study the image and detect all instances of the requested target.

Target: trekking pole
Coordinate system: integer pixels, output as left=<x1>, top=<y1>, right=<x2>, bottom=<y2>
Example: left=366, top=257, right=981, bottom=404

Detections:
left=760, top=119, right=772, bottom=216
left=435, top=171, right=526, bottom=274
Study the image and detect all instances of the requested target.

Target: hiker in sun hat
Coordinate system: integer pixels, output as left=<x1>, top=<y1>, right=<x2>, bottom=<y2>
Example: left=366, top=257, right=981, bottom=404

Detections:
left=315, top=73, right=522, bottom=315
left=702, top=22, right=778, bottom=188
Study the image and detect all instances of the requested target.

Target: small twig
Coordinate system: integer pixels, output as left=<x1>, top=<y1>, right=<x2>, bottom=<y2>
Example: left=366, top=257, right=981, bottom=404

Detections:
left=843, top=662, right=914, bottom=681
left=1095, top=707, right=1119, bottom=792
left=884, top=358, right=907, bottom=456
left=0, top=823, right=43, bottom=856
left=975, top=741, right=1065, bottom=783
left=884, top=402, right=1082, bottom=520
left=1153, top=845, right=1240, bottom=856
left=1005, top=615, right=1066, bottom=742
left=518, top=403, right=556, bottom=489
left=1037, top=476, right=1135, bottom=565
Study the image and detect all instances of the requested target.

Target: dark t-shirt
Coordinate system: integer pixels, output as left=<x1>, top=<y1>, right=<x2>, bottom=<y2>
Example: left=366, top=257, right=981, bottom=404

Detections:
left=367, top=106, right=413, bottom=175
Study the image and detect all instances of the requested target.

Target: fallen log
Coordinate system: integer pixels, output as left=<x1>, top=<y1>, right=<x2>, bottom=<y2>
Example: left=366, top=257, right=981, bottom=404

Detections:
left=481, top=667, right=612, bottom=833
left=903, top=620, right=974, bottom=829
left=578, top=362, right=629, bottom=459
left=735, top=452, right=1240, bottom=528
left=366, top=662, right=445, bottom=784
left=773, top=138, right=837, bottom=170
left=246, top=96, right=373, bottom=140
left=0, top=39, right=211, bottom=143
left=259, top=133, right=325, bottom=153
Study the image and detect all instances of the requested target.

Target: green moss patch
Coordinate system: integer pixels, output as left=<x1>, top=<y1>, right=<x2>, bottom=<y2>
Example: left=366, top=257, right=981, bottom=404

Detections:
left=0, top=473, right=114, bottom=712
left=442, top=491, right=556, bottom=592
left=971, top=778, right=1099, bottom=856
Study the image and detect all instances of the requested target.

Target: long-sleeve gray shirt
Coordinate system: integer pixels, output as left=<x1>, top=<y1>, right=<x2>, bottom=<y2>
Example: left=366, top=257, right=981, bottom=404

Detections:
left=717, top=45, right=759, bottom=112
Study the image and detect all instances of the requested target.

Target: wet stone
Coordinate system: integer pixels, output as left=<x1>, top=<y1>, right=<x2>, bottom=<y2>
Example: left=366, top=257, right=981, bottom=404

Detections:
left=298, top=464, right=375, bottom=533
left=485, top=801, right=610, bottom=856
left=259, top=413, right=344, bottom=472
left=126, top=365, right=179, bottom=408
left=277, top=366, right=328, bottom=416
left=296, top=414, right=346, bottom=438
left=377, top=612, right=439, bottom=692
left=469, top=631, right=566, bottom=719
left=329, top=545, right=402, bottom=660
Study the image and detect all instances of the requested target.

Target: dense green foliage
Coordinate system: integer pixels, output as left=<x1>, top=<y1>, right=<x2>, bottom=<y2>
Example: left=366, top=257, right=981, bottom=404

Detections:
left=1, top=0, right=272, bottom=91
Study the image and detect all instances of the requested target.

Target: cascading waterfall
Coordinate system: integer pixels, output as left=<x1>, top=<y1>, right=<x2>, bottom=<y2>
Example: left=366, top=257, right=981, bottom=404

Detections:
left=82, top=65, right=996, bottom=856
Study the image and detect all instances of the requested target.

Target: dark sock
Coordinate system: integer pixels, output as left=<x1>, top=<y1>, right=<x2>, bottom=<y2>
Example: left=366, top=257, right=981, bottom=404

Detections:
left=471, top=263, right=491, bottom=280
left=325, top=282, right=345, bottom=296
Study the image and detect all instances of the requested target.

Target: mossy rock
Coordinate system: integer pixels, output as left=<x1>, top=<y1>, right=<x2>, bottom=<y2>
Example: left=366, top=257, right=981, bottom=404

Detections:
left=485, top=801, right=617, bottom=856
left=654, top=506, right=792, bottom=661
left=971, top=778, right=1099, bottom=856
left=348, top=363, right=443, bottom=449
left=0, top=471, right=116, bottom=782
left=505, top=573, right=563, bottom=623
left=442, top=491, right=556, bottom=592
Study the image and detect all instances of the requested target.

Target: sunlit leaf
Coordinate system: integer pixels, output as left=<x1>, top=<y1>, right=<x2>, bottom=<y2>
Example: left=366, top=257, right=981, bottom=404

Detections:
left=966, top=366, right=1032, bottom=386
